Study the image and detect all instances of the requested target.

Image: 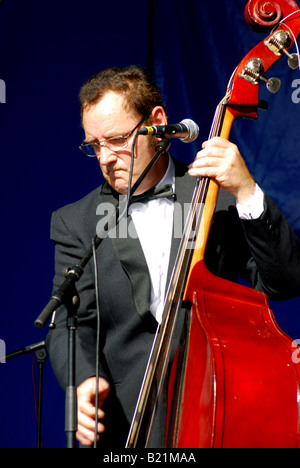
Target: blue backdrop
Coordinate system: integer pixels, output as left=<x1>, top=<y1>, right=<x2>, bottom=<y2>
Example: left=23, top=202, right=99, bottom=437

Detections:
left=0, top=0, right=300, bottom=448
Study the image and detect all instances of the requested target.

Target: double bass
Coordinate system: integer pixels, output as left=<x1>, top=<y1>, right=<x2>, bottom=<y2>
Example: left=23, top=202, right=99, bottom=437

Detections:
left=127, top=0, right=300, bottom=448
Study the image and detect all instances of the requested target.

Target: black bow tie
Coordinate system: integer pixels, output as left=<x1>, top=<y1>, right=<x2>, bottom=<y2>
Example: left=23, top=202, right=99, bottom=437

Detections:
left=101, top=182, right=175, bottom=205
left=129, top=184, right=175, bottom=205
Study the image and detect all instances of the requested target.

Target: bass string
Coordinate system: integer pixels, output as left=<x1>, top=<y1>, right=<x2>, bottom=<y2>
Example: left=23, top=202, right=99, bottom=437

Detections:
left=194, top=96, right=229, bottom=207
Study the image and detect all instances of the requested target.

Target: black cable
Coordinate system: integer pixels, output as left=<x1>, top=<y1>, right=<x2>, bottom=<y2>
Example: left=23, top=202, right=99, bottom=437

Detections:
left=92, top=237, right=101, bottom=448
left=126, top=131, right=139, bottom=208
left=92, top=132, right=139, bottom=448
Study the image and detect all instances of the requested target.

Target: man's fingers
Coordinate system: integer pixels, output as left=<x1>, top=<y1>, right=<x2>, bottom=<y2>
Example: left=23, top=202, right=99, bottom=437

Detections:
left=202, top=136, right=233, bottom=149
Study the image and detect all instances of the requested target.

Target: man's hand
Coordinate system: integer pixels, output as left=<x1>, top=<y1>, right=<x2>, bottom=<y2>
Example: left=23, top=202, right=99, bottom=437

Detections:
left=76, top=376, right=110, bottom=446
left=188, top=137, right=256, bottom=206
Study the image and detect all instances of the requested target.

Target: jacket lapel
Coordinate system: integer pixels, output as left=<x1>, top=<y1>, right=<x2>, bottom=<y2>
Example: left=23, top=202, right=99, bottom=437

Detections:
left=100, top=183, right=153, bottom=321
left=112, top=215, right=154, bottom=322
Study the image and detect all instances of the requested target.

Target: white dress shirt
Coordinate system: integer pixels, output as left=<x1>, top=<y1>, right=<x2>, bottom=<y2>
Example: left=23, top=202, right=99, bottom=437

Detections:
left=236, top=184, right=264, bottom=220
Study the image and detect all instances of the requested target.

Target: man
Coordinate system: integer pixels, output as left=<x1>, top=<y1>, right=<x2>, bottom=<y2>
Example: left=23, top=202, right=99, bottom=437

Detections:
left=46, top=65, right=300, bottom=448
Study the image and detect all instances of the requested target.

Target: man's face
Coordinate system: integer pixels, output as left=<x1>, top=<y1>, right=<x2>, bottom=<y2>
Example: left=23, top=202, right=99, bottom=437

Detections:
left=82, top=91, right=156, bottom=195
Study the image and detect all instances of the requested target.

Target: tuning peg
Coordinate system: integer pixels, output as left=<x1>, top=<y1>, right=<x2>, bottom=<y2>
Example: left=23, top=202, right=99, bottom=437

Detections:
left=265, top=30, right=300, bottom=70
left=239, top=58, right=281, bottom=94
left=287, top=53, right=299, bottom=70
left=265, top=77, right=281, bottom=94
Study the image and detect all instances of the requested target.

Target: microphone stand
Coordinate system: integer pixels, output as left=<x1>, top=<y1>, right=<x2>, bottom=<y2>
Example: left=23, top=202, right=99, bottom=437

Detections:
left=34, top=139, right=170, bottom=448
left=1, top=340, right=47, bottom=448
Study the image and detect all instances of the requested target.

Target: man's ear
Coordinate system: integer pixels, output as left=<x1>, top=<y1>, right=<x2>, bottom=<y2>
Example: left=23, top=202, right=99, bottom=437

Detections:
left=150, top=106, right=168, bottom=126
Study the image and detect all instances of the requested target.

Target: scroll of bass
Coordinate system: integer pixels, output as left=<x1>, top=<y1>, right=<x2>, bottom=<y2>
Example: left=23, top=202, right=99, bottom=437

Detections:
left=126, top=0, right=300, bottom=449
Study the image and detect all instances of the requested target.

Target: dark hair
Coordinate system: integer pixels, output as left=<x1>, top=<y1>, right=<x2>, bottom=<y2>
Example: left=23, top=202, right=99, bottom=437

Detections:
left=79, top=65, right=167, bottom=122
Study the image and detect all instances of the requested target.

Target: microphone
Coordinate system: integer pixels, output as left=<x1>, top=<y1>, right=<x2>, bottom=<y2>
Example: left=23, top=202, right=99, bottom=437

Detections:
left=137, top=118, right=199, bottom=143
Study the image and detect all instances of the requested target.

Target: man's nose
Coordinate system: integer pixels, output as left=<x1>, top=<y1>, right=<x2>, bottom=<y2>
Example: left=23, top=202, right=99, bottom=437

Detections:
left=97, top=146, right=117, bottom=166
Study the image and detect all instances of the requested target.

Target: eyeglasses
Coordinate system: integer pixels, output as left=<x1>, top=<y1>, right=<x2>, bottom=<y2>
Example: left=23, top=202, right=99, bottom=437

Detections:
left=79, top=117, right=144, bottom=157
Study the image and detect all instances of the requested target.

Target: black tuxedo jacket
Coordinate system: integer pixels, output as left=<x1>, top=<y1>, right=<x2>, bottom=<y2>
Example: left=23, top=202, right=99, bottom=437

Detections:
left=46, top=157, right=300, bottom=447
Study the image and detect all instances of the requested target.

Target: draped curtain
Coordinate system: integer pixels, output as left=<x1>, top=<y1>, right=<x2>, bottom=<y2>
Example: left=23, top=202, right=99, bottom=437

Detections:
left=0, top=0, right=299, bottom=447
